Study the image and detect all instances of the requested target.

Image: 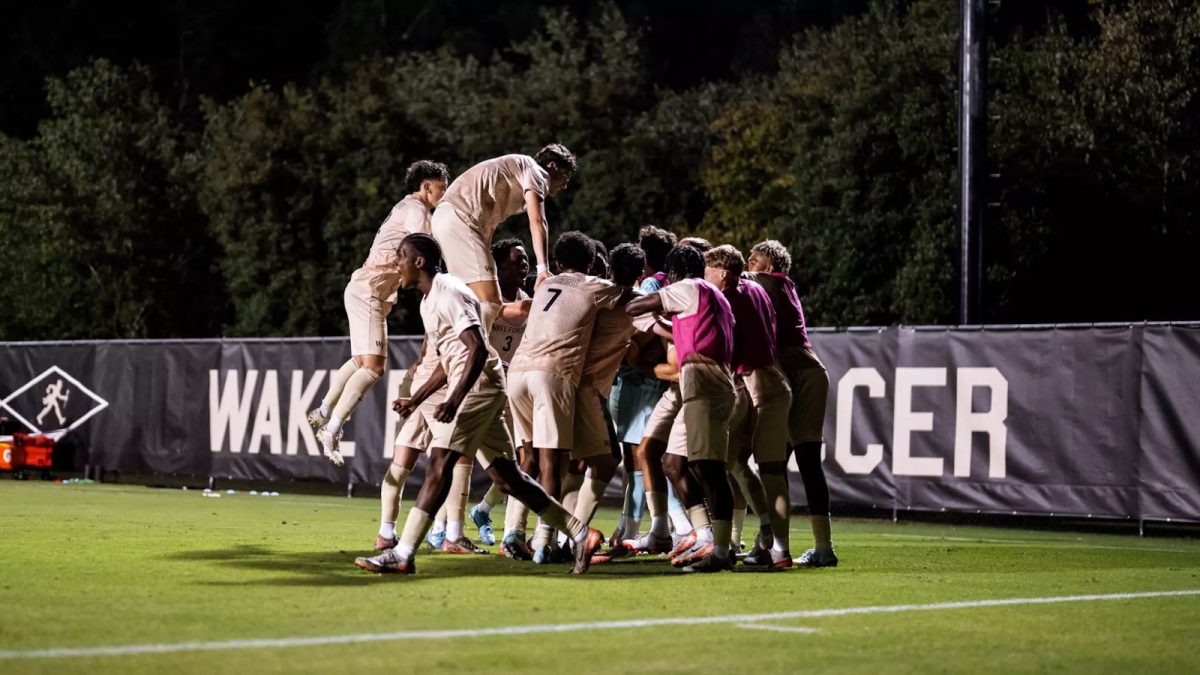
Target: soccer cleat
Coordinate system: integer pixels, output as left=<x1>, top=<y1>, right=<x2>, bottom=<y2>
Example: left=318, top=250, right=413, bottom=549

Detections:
left=425, top=528, right=447, bottom=550
left=680, top=552, right=734, bottom=574
left=769, top=550, right=794, bottom=570
left=531, top=544, right=554, bottom=564
left=670, top=540, right=713, bottom=568
left=740, top=530, right=774, bottom=566
left=374, top=535, right=398, bottom=551
left=442, top=536, right=490, bottom=554
left=668, top=531, right=697, bottom=560
left=355, top=548, right=416, bottom=574
left=318, top=426, right=344, bottom=466
left=469, top=505, right=496, bottom=546
left=619, top=532, right=674, bottom=556
left=607, top=523, right=627, bottom=549
left=499, top=532, right=533, bottom=560
left=571, top=527, right=605, bottom=575
left=797, top=547, right=838, bottom=568
left=306, top=407, right=329, bottom=433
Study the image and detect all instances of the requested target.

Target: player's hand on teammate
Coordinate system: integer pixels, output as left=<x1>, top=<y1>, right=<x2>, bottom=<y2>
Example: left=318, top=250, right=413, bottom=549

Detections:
left=535, top=269, right=551, bottom=289
left=434, top=396, right=462, bottom=423
left=393, top=398, right=416, bottom=418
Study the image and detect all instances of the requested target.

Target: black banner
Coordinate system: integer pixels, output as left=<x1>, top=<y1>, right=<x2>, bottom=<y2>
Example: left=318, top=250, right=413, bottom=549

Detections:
left=1, top=325, right=1197, bottom=522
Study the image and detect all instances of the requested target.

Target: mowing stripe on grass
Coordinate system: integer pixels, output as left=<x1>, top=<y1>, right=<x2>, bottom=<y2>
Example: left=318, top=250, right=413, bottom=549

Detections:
left=1, top=589, right=1197, bottom=661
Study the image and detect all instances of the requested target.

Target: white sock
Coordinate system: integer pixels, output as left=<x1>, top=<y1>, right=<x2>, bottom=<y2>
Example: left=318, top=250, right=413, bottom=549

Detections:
left=669, top=507, right=693, bottom=535
left=477, top=500, right=495, bottom=514
left=695, top=526, right=713, bottom=544
left=319, top=402, right=331, bottom=417
left=379, top=522, right=396, bottom=539
left=446, top=520, right=463, bottom=541
left=430, top=519, right=446, bottom=535
left=326, top=413, right=344, bottom=436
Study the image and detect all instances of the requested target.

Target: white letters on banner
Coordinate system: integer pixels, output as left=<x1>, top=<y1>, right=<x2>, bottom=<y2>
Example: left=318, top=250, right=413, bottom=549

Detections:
left=835, top=367, right=1009, bottom=479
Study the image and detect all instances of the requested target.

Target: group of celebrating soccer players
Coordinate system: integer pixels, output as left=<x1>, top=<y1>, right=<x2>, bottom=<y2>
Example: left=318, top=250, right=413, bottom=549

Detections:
left=309, top=144, right=837, bottom=575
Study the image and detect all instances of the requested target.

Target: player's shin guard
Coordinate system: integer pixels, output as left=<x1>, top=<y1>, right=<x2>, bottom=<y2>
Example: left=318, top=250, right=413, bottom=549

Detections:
left=573, top=477, right=607, bottom=527
left=330, top=367, right=382, bottom=432
left=504, top=495, right=529, bottom=537
left=444, top=461, right=472, bottom=541
left=396, top=508, right=432, bottom=559
left=795, top=441, right=832, bottom=550
left=480, top=301, right=503, bottom=335
left=760, top=472, right=791, bottom=551
left=321, top=359, right=359, bottom=411
left=380, top=463, right=411, bottom=537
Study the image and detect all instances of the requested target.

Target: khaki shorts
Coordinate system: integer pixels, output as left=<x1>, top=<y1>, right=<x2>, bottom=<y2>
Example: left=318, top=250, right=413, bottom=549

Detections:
left=786, top=364, right=829, bottom=444
left=666, top=360, right=735, bottom=462
left=507, top=369, right=576, bottom=450
left=744, top=364, right=793, bottom=462
left=394, top=388, right=444, bottom=450
left=420, top=386, right=514, bottom=467
left=344, top=286, right=389, bottom=357
left=431, top=205, right=495, bottom=285
left=572, top=384, right=613, bottom=460
left=643, top=382, right=681, bottom=444
left=725, top=379, right=752, bottom=463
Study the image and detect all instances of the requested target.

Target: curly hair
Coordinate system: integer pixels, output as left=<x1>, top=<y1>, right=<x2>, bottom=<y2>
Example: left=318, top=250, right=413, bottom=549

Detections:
left=704, top=244, right=745, bottom=277
left=554, top=230, right=594, bottom=272
left=751, top=239, right=792, bottom=274
left=403, top=160, right=450, bottom=194
left=679, top=236, right=713, bottom=254
left=638, top=225, right=678, bottom=272
left=664, top=245, right=704, bottom=282
left=491, top=238, right=525, bottom=266
left=610, top=243, right=646, bottom=286
left=534, top=143, right=578, bottom=179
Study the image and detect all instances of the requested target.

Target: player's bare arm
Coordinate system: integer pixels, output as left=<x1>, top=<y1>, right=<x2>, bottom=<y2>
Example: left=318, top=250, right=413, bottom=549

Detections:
left=435, top=325, right=488, bottom=423
left=625, top=292, right=664, bottom=317
left=525, top=191, right=551, bottom=288
left=394, top=362, right=448, bottom=418
left=501, top=298, right=533, bottom=321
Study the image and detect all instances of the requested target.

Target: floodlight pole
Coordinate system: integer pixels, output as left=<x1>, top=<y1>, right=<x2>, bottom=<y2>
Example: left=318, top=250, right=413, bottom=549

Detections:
left=959, top=0, right=986, bottom=324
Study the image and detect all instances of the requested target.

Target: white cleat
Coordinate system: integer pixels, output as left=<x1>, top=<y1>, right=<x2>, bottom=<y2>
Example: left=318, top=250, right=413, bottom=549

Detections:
left=306, top=407, right=329, bottom=433
left=319, top=426, right=344, bottom=466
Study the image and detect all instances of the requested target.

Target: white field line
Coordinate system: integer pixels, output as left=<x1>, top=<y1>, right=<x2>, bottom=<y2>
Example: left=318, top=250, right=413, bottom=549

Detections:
left=0, top=590, right=1196, bottom=662
left=877, top=532, right=1197, bottom=554
left=737, top=623, right=819, bottom=634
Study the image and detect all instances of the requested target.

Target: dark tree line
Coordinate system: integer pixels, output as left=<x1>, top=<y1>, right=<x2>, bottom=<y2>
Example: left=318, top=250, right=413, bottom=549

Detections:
left=0, top=0, right=1196, bottom=340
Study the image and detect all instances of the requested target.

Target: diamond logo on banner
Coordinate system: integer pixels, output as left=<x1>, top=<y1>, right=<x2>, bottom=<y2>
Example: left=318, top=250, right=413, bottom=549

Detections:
left=1, top=366, right=109, bottom=434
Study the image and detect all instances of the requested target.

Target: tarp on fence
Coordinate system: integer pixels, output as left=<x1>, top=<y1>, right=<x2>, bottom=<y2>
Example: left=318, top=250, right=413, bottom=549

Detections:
left=1, top=324, right=1197, bottom=522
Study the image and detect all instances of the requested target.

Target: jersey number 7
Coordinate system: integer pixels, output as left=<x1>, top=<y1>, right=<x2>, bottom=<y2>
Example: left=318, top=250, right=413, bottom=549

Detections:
left=543, top=288, right=563, bottom=311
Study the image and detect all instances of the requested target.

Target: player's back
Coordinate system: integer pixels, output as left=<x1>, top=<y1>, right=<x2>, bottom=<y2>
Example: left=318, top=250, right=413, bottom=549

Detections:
left=579, top=299, right=640, bottom=394
left=511, top=272, right=623, bottom=384
left=440, top=155, right=548, bottom=236
left=349, top=195, right=430, bottom=302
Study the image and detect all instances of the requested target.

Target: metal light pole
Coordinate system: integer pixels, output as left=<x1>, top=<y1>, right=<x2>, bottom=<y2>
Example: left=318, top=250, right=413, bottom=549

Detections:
left=959, top=0, right=986, bottom=324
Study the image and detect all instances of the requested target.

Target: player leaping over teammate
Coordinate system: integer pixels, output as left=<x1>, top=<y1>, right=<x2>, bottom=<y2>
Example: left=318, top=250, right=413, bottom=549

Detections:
left=355, top=234, right=602, bottom=575
left=431, top=145, right=575, bottom=333
left=309, top=161, right=449, bottom=465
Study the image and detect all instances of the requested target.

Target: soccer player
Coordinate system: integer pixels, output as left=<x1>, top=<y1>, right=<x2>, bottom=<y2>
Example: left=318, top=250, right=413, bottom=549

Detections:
left=746, top=239, right=837, bottom=568
left=507, top=231, right=627, bottom=562
left=470, top=238, right=532, bottom=546
left=431, top=145, right=576, bottom=333
left=703, top=245, right=794, bottom=569
left=355, top=234, right=602, bottom=575
left=607, top=226, right=676, bottom=544
left=571, top=243, right=647, bottom=533
left=626, top=245, right=738, bottom=572
left=310, top=161, right=449, bottom=465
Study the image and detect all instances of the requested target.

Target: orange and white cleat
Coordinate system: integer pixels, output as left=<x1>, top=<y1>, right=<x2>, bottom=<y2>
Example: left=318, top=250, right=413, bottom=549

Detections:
left=374, top=535, right=398, bottom=551
left=442, top=536, right=490, bottom=555
left=355, top=549, right=416, bottom=574
left=571, top=527, right=605, bottom=574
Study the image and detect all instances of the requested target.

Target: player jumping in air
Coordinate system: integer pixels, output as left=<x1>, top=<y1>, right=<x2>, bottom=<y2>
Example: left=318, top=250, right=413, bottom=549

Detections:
left=309, top=161, right=450, bottom=465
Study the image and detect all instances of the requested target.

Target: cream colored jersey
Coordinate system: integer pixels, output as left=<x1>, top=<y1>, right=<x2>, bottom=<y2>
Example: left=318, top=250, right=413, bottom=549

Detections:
left=489, top=288, right=531, bottom=365
left=348, top=195, right=431, bottom=303
left=510, top=272, right=623, bottom=384
left=579, top=299, right=639, bottom=396
left=419, top=273, right=505, bottom=394
left=439, top=154, right=549, bottom=238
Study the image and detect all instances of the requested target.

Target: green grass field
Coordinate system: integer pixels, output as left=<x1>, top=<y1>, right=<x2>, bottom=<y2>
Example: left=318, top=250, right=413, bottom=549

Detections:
left=2, top=481, right=1199, bottom=674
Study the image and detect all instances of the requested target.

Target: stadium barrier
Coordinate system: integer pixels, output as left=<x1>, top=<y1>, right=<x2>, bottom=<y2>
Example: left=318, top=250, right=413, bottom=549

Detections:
left=1, top=323, right=1197, bottom=523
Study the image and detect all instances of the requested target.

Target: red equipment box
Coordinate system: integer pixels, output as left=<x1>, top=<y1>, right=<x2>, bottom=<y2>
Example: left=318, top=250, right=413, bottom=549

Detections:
left=0, top=432, right=55, bottom=471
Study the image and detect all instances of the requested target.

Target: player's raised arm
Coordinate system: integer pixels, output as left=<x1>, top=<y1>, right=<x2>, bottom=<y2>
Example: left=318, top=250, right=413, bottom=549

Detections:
left=525, top=192, right=551, bottom=287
